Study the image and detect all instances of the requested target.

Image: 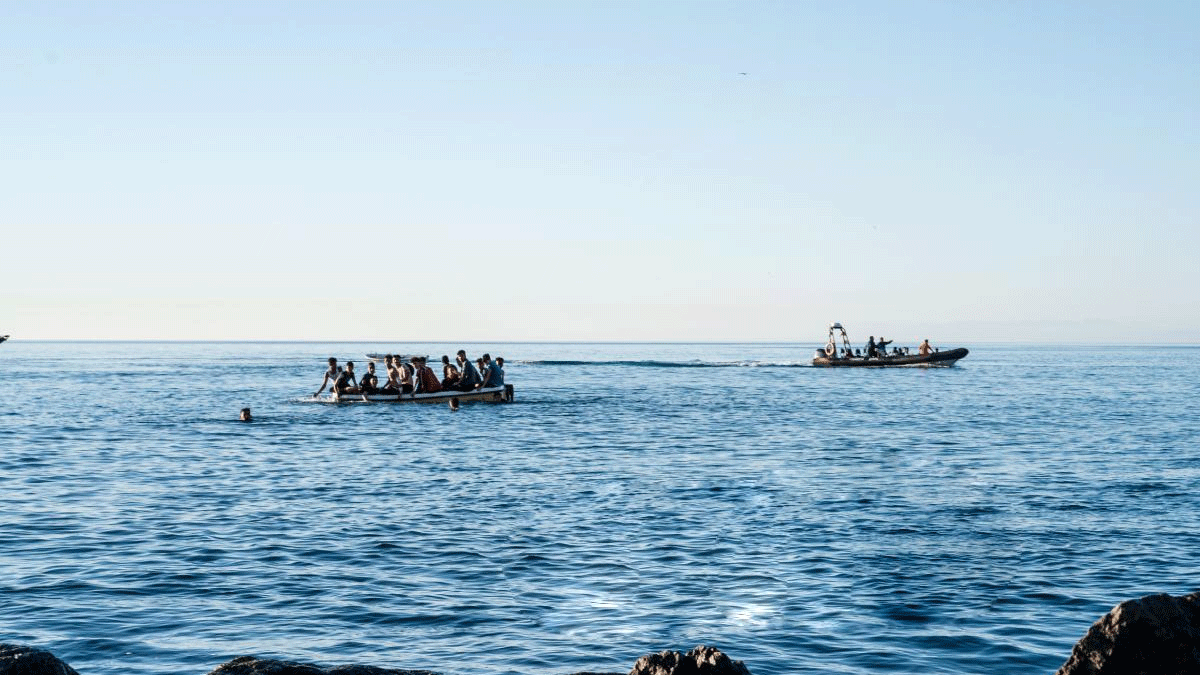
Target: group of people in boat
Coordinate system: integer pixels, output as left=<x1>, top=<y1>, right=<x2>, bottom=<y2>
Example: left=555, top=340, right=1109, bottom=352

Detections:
left=313, top=350, right=505, bottom=397
left=831, top=336, right=937, bottom=360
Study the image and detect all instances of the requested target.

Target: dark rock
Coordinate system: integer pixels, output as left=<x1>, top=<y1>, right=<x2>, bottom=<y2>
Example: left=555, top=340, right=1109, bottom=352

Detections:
left=1056, top=592, right=1200, bottom=675
left=206, top=656, right=439, bottom=675
left=628, top=646, right=751, bottom=675
left=0, top=645, right=79, bottom=675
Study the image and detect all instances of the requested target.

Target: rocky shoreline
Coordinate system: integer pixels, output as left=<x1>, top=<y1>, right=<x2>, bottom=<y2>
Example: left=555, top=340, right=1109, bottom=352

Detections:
left=5, top=593, right=1198, bottom=675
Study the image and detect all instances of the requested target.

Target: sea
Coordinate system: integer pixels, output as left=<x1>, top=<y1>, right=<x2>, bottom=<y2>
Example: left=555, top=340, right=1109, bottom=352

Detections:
left=2, top=341, right=1197, bottom=675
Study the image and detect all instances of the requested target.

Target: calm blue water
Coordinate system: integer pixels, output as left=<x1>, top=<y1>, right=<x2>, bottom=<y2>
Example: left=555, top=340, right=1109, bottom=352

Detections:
left=2, top=341, right=1198, bottom=675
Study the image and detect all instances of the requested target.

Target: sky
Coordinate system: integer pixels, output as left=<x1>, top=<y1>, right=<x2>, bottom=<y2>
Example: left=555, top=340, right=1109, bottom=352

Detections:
left=2, top=1, right=1198, bottom=342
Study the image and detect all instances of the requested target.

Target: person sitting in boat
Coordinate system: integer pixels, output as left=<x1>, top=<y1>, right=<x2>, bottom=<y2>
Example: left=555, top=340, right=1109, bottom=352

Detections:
left=919, top=339, right=934, bottom=356
left=477, top=353, right=491, bottom=385
left=398, top=362, right=415, bottom=394
left=313, top=357, right=342, bottom=397
left=360, top=362, right=379, bottom=394
left=441, top=355, right=460, bottom=389
left=479, top=353, right=503, bottom=389
left=485, top=354, right=505, bottom=388
left=413, top=357, right=443, bottom=394
left=333, top=361, right=360, bottom=395
left=455, top=350, right=482, bottom=391
left=865, top=336, right=878, bottom=358
left=377, top=356, right=400, bottom=394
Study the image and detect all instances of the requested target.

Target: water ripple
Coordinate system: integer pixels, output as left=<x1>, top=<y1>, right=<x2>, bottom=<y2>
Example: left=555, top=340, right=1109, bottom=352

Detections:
left=1, top=342, right=1198, bottom=675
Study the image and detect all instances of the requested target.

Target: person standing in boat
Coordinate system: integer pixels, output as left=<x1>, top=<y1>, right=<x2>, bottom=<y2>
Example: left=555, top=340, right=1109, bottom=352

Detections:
left=440, top=355, right=461, bottom=389
left=455, top=350, right=481, bottom=391
left=919, top=339, right=934, bottom=356
left=865, top=336, right=878, bottom=358
left=313, top=357, right=342, bottom=397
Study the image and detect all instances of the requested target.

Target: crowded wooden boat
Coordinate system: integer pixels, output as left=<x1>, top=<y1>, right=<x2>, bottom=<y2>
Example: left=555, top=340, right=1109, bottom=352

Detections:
left=313, top=349, right=513, bottom=404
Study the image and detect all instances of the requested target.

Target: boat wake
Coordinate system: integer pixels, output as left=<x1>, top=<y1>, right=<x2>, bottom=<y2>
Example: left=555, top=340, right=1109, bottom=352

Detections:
left=514, top=359, right=808, bottom=368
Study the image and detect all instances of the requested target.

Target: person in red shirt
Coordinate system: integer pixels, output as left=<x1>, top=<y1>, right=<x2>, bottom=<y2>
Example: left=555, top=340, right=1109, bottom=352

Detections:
left=414, top=357, right=443, bottom=394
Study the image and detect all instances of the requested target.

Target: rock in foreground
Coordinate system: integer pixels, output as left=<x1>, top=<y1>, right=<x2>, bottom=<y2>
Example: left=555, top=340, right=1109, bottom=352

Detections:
left=1057, top=592, right=1200, bottom=675
left=0, top=645, right=79, bottom=675
left=628, top=646, right=750, bottom=675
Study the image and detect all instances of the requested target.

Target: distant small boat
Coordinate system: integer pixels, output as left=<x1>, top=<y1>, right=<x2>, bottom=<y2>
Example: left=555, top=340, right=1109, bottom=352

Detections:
left=0, top=335, right=8, bottom=344
left=365, top=353, right=428, bottom=362
left=811, top=323, right=968, bottom=367
left=328, top=384, right=513, bottom=404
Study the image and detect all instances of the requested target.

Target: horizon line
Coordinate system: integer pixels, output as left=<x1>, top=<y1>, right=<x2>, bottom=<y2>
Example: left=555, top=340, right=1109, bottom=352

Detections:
left=4, top=338, right=1200, bottom=348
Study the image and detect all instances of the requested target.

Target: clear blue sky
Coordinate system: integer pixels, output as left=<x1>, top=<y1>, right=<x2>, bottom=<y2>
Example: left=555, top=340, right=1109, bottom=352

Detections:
left=3, top=1, right=1197, bottom=342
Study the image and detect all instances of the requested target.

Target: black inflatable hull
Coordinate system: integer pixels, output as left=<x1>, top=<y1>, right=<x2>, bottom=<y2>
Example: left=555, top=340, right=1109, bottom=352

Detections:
left=813, top=347, right=968, bottom=367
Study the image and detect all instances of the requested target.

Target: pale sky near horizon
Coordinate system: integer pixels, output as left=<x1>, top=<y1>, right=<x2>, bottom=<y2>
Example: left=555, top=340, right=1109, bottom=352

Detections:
left=3, top=1, right=1198, bottom=343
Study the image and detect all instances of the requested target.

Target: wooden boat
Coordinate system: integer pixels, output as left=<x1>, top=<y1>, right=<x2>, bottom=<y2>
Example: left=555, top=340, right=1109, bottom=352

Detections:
left=330, top=384, right=513, bottom=404
left=811, top=323, right=968, bottom=367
